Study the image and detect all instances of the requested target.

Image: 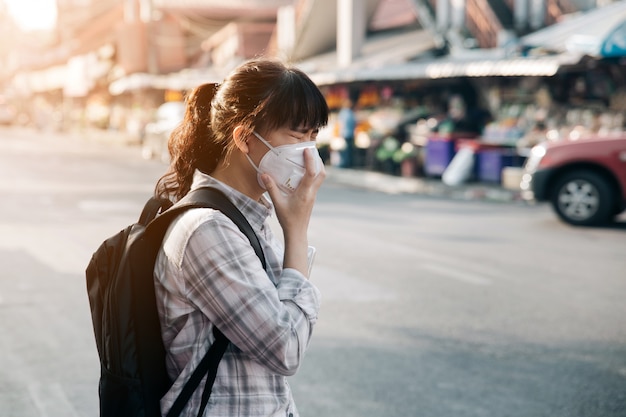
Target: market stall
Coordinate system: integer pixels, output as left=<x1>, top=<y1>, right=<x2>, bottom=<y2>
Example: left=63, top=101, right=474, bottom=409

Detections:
left=315, top=5, right=626, bottom=185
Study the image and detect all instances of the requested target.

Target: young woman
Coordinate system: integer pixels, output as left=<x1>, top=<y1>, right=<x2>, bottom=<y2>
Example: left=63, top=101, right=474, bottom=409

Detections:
left=153, top=58, right=328, bottom=416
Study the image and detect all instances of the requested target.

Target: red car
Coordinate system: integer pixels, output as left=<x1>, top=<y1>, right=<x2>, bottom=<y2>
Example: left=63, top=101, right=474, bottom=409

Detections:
left=520, top=134, right=626, bottom=226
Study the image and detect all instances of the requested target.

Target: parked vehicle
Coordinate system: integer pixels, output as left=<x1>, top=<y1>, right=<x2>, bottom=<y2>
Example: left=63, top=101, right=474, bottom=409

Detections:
left=520, top=134, right=626, bottom=226
left=141, top=101, right=185, bottom=163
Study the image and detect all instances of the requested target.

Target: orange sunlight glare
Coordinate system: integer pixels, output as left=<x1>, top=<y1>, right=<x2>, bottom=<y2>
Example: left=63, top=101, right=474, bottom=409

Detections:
left=5, top=0, right=57, bottom=31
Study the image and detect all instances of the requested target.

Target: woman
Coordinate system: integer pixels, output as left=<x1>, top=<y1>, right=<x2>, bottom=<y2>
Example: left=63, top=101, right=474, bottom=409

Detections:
left=153, top=58, right=328, bottom=417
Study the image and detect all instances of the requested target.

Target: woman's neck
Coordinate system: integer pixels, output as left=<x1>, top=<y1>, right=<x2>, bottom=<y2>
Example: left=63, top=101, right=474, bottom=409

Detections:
left=211, top=154, right=265, bottom=201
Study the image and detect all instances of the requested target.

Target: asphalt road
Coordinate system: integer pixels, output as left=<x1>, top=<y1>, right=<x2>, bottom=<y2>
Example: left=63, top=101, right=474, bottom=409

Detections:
left=0, top=127, right=625, bottom=417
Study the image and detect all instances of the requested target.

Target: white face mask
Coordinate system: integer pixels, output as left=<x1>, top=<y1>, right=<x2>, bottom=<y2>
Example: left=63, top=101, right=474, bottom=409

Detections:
left=246, top=131, right=323, bottom=194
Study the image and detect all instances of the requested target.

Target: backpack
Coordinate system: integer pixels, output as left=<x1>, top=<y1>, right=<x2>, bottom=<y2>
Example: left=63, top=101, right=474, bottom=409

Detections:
left=86, top=187, right=266, bottom=417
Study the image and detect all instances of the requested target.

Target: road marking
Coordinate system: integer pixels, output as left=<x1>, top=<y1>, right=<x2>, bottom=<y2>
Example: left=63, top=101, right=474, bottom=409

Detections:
left=311, top=225, right=502, bottom=287
left=421, top=263, right=492, bottom=285
left=312, top=265, right=396, bottom=301
left=0, top=225, right=96, bottom=274
left=28, top=383, right=80, bottom=417
left=0, top=180, right=154, bottom=193
left=381, top=241, right=500, bottom=285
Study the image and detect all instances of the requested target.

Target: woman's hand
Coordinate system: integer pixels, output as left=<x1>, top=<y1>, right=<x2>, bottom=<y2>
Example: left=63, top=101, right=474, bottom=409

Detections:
left=262, top=148, right=325, bottom=276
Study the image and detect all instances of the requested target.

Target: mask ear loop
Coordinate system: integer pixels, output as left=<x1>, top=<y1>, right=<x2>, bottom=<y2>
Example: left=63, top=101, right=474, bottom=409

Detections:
left=253, top=131, right=280, bottom=155
left=246, top=132, right=271, bottom=176
left=245, top=153, right=263, bottom=175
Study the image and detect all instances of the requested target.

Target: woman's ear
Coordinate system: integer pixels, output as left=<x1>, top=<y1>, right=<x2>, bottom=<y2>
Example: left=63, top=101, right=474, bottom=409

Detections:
left=233, top=126, right=250, bottom=154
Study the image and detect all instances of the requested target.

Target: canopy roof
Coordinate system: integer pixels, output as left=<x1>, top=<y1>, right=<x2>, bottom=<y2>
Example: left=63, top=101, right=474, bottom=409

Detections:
left=305, top=47, right=584, bottom=85
left=521, top=1, right=626, bottom=57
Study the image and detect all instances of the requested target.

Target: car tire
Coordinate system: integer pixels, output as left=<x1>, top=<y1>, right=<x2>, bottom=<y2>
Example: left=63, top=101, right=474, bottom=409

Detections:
left=550, top=169, right=615, bottom=226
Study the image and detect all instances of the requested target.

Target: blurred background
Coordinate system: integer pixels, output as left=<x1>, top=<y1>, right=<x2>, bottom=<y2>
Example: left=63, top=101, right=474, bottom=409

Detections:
left=0, top=1, right=625, bottom=416
left=1, top=0, right=625, bottom=180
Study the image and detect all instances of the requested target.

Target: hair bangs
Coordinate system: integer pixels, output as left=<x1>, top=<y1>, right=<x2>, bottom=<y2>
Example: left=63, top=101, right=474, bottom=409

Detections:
left=258, top=69, right=328, bottom=133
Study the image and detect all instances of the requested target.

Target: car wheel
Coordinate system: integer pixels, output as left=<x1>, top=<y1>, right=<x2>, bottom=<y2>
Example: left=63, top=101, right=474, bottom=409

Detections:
left=550, top=170, right=615, bottom=226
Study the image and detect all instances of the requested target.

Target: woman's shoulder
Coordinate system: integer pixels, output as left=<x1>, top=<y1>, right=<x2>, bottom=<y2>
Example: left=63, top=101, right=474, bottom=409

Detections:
left=171, top=206, right=242, bottom=239
left=162, top=207, right=241, bottom=260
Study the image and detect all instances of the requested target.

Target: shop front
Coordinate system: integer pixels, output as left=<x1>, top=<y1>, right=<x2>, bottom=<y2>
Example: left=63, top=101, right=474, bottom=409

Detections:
left=312, top=43, right=625, bottom=188
left=317, top=76, right=479, bottom=177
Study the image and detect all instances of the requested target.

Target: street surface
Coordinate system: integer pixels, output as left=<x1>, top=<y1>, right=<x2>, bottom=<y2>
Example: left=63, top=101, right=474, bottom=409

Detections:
left=0, top=127, right=625, bottom=417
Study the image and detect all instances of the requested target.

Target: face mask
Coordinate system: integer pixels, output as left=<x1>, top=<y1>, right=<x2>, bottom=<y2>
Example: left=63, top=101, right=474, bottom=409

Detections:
left=246, top=131, right=323, bottom=194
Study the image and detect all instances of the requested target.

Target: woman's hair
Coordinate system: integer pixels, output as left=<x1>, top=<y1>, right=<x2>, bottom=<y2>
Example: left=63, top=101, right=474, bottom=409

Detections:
left=154, top=58, right=329, bottom=201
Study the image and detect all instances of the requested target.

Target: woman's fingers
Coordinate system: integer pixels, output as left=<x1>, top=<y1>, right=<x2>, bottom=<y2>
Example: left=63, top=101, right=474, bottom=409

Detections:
left=300, top=148, right=326, bottom=190
left=261, top=173, right=282, bottom=203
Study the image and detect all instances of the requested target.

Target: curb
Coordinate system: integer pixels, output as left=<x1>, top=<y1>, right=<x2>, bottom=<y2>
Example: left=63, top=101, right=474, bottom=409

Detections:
left=3, top=126, right=522, bottom=203
left=325, top=167, right=523, bottom=203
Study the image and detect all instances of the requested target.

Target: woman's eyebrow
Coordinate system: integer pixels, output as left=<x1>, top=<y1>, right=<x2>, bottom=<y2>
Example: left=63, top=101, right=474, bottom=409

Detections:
left=291, top=126, right=319, bottom=134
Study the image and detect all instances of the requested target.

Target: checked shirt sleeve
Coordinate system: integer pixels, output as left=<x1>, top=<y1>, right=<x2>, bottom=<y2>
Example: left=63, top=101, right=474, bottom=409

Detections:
left=180, top=212, right=321, bottom=376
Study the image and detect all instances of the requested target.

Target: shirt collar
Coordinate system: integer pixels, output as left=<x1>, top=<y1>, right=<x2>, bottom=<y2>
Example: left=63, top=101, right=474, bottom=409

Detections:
left=190, top=170, right=273, bottom=230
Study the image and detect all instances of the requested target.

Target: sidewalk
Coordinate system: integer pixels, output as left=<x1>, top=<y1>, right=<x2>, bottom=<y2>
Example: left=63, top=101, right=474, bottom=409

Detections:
left=8, top=126, right=523, bottom=203
left=78, top=127, right=525, bottom=203
left=325, top=167, right=524, bottom=203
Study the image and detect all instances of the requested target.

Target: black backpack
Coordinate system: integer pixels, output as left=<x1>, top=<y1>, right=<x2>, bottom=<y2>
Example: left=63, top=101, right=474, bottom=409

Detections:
left=86, top=187, right=266, bottom=417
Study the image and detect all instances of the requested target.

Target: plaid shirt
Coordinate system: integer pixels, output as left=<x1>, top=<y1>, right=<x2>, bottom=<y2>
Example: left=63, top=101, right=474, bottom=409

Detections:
left=154, top=170, right=321, bottom=417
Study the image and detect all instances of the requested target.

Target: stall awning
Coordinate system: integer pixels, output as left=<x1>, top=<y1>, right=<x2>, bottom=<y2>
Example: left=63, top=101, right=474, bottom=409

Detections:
left=11, top=52, right=112, bottom=95
left=109, top=68, right=224, bottom=95
left=521, top=1, right=626, bottom=57
left=12, top=65, right=68, bottom=94
left=415, top=50, right=583, bottom=79
left=307, top=48, right=583, bottom=85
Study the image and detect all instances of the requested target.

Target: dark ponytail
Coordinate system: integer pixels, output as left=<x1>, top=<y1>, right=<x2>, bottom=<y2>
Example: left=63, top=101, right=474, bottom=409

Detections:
left=154, top=83, right=226, bottom=200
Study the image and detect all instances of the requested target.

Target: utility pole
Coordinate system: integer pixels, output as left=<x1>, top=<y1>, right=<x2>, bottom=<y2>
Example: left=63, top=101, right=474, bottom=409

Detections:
left=337, top=0, right=366, bottom=68
left=140, top=0, right=157, bottom=74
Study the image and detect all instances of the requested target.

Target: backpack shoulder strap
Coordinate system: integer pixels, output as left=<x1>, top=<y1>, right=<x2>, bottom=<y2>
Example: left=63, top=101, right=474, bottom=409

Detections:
left=181, top=187, right=266, bottom=269
left=148, top=187, right=266, bottom=269
left=138, top=197, right=172, bottom=226
left=151, top=187, right=267, bottom=417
